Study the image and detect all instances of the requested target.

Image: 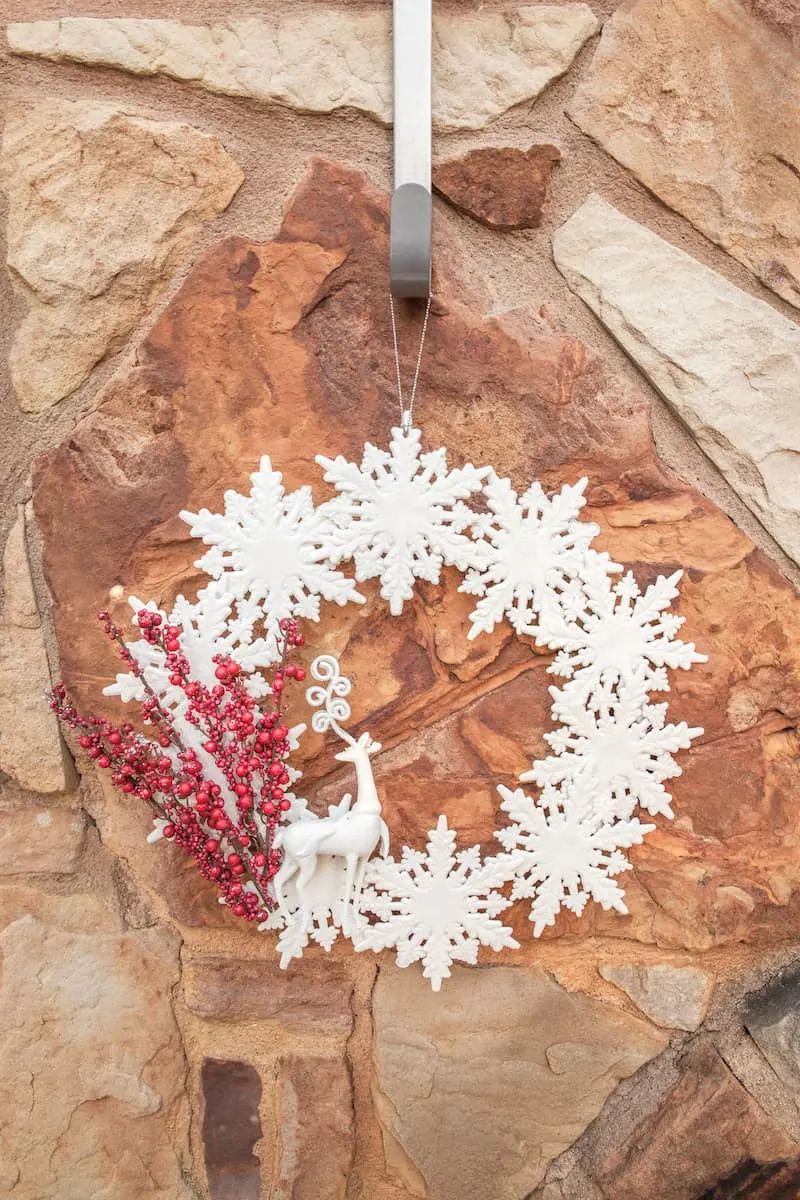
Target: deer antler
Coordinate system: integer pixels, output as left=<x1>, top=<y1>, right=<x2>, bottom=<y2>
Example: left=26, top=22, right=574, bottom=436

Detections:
left=306, top=655, right=356, bottom=745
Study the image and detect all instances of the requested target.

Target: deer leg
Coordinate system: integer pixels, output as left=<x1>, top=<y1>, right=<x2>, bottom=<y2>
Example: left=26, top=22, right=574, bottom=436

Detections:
left=295, top=855, right=318, bottom=932
left=342, top=853, right=359, bottom=936
left=351, top=855, right=370, bottom=932
left=273, top=856, right=299, bottom=926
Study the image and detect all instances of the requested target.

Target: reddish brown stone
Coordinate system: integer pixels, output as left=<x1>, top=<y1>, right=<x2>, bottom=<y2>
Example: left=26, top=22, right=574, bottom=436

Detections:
left=275, top=1055, right=353, bottom=1200
left=433, top=144, right=561, bottom=230
left=184, top=956, right=353, bottom=1036
left=202, top=1058, right=263, bottom=1200
left=32, top=160, right=800, bottom=952
left=598, top=1041, right=798, bottom=1200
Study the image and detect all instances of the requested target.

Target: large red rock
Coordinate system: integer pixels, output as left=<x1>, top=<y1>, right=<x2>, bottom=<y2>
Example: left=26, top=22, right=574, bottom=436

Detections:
left=33, top=161, right=800, bottom=953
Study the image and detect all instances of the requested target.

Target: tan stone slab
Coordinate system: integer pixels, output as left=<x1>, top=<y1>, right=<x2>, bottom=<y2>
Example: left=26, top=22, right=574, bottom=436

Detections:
left=599, top=962, right=713, bottom=1031
left=0, top=916, right=190, bottom=1198
left=0, top=98, right=243, bottom=410
left=0, top=807, right=86, bottom=876
left=184, top=955, right=354, bottom=1036
left=8, top=10, right=597, bottom=134
left=569, top=0, right=800, bottom=307
left=0, top=508, right=70, bottom=792
left=274, top=1055, right=354, bottom=1200
left=372, top=964, right=667, bottom=1200
left=553, top=196, right=800, bottom=569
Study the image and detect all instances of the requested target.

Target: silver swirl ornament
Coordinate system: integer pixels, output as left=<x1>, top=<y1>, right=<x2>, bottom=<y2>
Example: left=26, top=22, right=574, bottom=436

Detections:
left=305, top=654, right=353, bottom=736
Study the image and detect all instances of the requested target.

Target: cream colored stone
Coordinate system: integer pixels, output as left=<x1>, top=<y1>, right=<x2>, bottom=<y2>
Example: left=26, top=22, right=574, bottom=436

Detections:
left=0, top=98, right=243, bottom=410
left=552, top=196, right=800, bottom=566
left=8, top=8, right=598, bottom=134
left=0, top=916, right=191, bottom=1198
left=372, top=965, right=667, bottom=1200
left=600, top=964, right=713, bottom=1031
left=0, top=509, right=70, bottom=792
left=569, top=0, right=800, bottom=308
left=0, top=807, right=86, bottom=876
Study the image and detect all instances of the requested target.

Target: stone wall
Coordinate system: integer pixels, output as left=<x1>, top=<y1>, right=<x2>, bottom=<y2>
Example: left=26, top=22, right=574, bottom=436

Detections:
left=1, top=2, right=800, bottom=1198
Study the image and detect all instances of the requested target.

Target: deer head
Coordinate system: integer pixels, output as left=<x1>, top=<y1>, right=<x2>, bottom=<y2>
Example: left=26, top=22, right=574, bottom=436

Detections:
left=334, top=730, right=382, bottom=762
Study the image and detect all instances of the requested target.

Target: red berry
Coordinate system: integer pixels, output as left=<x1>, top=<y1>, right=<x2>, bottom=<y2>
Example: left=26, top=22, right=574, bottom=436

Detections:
left=253, top=853, right=267, bottom=868
left=205, top=838, right=219, bottom=852
left=177, top=781, right=193, bottom=798
left=163, top=823, right=176, bottom=838
left=294, top=667, right=306, bottom=681
left=165, top=638, right=180, bottom=653
left=279, top=799, right=291, bottom=811
left=79, top=735, right=93, bottom=749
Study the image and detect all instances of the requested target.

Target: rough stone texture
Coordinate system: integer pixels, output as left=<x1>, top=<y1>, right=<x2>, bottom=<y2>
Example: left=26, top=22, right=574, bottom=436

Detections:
left=373, top=965, right=666, bottom=1200
left=433, top=143, right=561, bottom=230
left=599, top=963, right=713, bottom=1031
left=7, top=9, right=598, bottom=134
left=184, top=956, right=354, bottom=1036
left=0, top=806, right=86, bottom=876
left=553, top=195, right=800, bottom=569
left=202, top=1058, right=263, bottom=1200
left=569, top=0, right=800, bottom=308
left=0, top=507, right=70, bottom=792
left=0, top=98, right=243, bottom=410
left=32, top=162, right=800, bottom=956
left=0, top=915, right=189, bottom=1199
left=274, top=1055, right=354, bottom=1200
left=596, top=1041, right=798, bottom=1199
left=745, top=965, right=800, bottom=1100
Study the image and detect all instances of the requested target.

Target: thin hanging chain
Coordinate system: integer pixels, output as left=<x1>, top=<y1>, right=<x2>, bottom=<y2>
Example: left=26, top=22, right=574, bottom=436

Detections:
left=389, top=294, right=433, bottom=435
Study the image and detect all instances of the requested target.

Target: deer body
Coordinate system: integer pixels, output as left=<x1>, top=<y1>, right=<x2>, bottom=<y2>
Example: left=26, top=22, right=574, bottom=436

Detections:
left=273, top=732, right=388, bottom=935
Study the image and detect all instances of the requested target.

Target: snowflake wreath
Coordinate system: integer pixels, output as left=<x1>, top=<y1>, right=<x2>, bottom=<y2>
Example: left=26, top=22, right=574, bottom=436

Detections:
left=52, top=427, right=705, bottom=991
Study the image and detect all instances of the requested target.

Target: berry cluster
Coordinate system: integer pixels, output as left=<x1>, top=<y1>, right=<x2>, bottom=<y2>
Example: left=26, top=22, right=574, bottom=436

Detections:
left=49, top=610, right=307, bottom=923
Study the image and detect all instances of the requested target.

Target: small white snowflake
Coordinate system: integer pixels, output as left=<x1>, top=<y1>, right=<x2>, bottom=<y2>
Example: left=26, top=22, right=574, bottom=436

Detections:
left=317, top=426, right=489, bottom=616
left=496, top=785, right=654, bottom=936
left=180, top=456, right=364, bottom=656
left=358, top=814, right=518, bottom=991
left=541, top=568, right=707, bottom=694
left=524, top=671, right=703, bottom=821
left=460, top=473, right=617, bottom=640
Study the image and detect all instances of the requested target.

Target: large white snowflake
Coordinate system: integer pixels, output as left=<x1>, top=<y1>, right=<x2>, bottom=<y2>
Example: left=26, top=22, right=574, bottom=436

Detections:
left=524, top=671, right=703, bottom=821
left=357, top=815, right=518, bottom=991
left=317, top=426, right=489, bottom=615
left=460, top=473, right=617, bottom=640
left=496, top=785, right=654, bottom=936
left=541, top=568, right=707, bottom=695
left=180, top=456, right=364, bottom=657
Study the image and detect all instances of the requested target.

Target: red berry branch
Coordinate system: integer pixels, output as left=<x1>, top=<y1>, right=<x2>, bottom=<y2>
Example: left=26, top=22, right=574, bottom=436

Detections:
left=49, top=609, right=307, bottom=923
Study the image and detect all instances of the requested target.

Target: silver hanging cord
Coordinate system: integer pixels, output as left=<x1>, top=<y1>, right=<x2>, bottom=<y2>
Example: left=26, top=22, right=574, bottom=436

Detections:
left=389, top=294, right=432, bottom=435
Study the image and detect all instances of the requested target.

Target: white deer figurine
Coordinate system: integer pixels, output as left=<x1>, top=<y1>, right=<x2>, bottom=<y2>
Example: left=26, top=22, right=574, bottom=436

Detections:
left=273, top=657, right=389, bottom=937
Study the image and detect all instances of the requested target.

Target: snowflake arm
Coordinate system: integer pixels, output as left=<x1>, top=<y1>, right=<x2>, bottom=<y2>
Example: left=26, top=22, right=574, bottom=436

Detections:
left=358, top=815, right=518, bottom=990
left=317, top=427, right=489, bottom=616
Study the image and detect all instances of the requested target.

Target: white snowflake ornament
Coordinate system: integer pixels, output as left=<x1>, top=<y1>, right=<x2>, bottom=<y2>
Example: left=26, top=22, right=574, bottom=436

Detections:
left=358, top=814, right=519, bottom=991
left=496, top=785, right=654, bottom=936
left=460, top=473, right=618, bottom=640
left=526, top=671, right=703, bottom=821
left=180, top=456, right=364, bottom=658
left=542, top=568, right=707, bottom=695
left=317, top=426, right=489, bottom=615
